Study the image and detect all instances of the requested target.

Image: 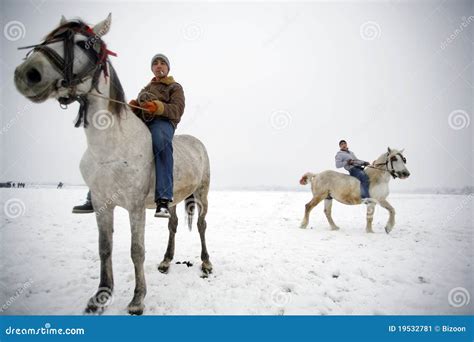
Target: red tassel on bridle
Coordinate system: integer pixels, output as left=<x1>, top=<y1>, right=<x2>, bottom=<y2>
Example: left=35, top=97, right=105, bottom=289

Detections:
left=83, top=25, right=117, bottom=79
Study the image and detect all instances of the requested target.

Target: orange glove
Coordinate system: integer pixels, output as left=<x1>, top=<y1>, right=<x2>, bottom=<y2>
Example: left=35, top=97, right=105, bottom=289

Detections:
left=141, top=101, right=158, bottom=114
left=128, top=99, right=139, bottom=107
left=128, top=99, right=140, bottom=115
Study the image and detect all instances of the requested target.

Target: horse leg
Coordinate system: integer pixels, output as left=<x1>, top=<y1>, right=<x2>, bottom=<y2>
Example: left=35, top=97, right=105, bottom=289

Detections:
left=324, top=198, right=340, bottom=230
left=158, top=205, right=177, bottom=273
left=195, top=187, right=212, bottom=275
left=365, top=202, right=376, bottom=233
left=300, top=194, right=325, bottom=229
left=127, top=207, right=146, bottom=315
left=379, top=199, right=395, bottom=234
left=86, top=208, right=114, bottom=314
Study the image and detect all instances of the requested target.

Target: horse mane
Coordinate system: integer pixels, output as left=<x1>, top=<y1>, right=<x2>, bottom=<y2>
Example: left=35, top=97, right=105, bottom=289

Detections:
left=375, top=152, right=389, bottom=164
left=43, top=19, right=87, bottom=42
left=107, top=62, right=126, bottom=115
left=375, top=149, right=401, bottom=164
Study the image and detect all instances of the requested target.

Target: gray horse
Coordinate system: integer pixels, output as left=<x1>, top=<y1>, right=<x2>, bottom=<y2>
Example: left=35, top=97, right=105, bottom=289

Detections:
left=14, top=14, right=212, bottom=315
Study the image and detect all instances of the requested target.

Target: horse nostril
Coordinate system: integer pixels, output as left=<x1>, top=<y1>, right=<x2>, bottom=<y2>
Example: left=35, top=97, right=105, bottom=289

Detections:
left=26, top=68, right=42, bottom=85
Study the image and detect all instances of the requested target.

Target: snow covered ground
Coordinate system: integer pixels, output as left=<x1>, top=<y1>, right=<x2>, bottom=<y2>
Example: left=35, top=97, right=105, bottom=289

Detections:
left=0, top=188, right=472, bottom=315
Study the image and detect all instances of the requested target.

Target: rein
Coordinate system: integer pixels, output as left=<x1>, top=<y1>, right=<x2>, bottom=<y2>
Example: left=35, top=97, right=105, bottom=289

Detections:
left=87, top=92, right=148, bottom=111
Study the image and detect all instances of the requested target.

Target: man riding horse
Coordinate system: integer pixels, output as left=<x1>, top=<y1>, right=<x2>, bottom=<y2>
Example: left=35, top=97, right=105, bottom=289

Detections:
left=335, top=139, right=371, bottom=202
left=73, top=53, right=184, bottom=218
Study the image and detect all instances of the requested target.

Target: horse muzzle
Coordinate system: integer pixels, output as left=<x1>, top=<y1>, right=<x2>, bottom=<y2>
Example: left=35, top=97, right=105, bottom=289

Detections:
left=14, top=66, right=54, bottom=103
left=398, top=171, right=411, bottom=179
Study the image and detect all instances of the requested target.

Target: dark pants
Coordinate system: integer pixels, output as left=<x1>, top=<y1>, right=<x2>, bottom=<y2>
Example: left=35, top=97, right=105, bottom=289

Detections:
left=146, top=118, right=175, bottom=202
left=349, top=167, right=370, bottom=199
left=85, top=119, right=175, bottom=203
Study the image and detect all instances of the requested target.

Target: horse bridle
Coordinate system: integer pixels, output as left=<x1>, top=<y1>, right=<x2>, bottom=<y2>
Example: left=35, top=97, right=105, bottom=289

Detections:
left=18, top=22, right=116, bottom=127
left=368, top=152, right=407, bottom=179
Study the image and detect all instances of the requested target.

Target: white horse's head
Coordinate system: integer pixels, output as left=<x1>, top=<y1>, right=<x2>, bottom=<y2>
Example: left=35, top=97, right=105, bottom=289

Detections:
left=14, top=14, right=114, bottom=103
left=386, top=147, right=410, bottom=179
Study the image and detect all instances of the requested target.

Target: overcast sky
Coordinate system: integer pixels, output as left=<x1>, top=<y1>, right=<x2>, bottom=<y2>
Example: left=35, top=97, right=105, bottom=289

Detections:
left=1, top=0, right=472, bottom=191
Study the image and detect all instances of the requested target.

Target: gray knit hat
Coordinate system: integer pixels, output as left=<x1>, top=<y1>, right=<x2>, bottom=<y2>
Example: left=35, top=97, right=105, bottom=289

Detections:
left=150, top=53, right=170, bottom=71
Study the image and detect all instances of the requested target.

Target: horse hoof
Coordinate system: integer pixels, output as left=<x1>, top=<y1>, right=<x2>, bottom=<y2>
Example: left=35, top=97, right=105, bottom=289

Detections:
left=385, top=226, right=392, bottom=234
left=331, top=226, right=340, bottom=231
left=85, top=301, right=105, bottom=315
left=201, top=261, right=213, bottom=275
left=158, top=262, right=170, bottom=274
left=84, top=288, right=112, bottom=314
left=128, top=304, right=144, bottom=315
left=84, top=304, right=100, bottom=314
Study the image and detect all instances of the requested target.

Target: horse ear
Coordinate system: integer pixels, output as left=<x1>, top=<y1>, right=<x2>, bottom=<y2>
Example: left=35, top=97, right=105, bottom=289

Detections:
left=92, top=13, right=112, bottom=36
left=400, top=148, right=405, bottom=154
left=60, top=15, right=67, bottom=25
left=387, top=147, right=392, bottom=154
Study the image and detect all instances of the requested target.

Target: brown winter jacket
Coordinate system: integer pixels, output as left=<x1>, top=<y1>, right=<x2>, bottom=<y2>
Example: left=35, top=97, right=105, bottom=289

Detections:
left=136, top=76, right=185, bottom=127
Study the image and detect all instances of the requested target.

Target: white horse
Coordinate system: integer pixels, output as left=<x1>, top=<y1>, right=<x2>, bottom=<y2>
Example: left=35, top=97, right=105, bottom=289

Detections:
left=14, top=14, right=212, bottom=315
left=299, top=148, right=410, bottom=233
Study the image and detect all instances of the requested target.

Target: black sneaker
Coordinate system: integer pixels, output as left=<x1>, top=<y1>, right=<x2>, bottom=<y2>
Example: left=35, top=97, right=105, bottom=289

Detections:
left=155, top=200, right=171, bottom=218
left=72, top=200, right=94, bottom=214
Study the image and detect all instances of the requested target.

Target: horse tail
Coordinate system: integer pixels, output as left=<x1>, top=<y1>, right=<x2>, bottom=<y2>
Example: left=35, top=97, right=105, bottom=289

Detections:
left=299, top=172, right=316, bottom=185
left=184, top=194, right=196, bottom=231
